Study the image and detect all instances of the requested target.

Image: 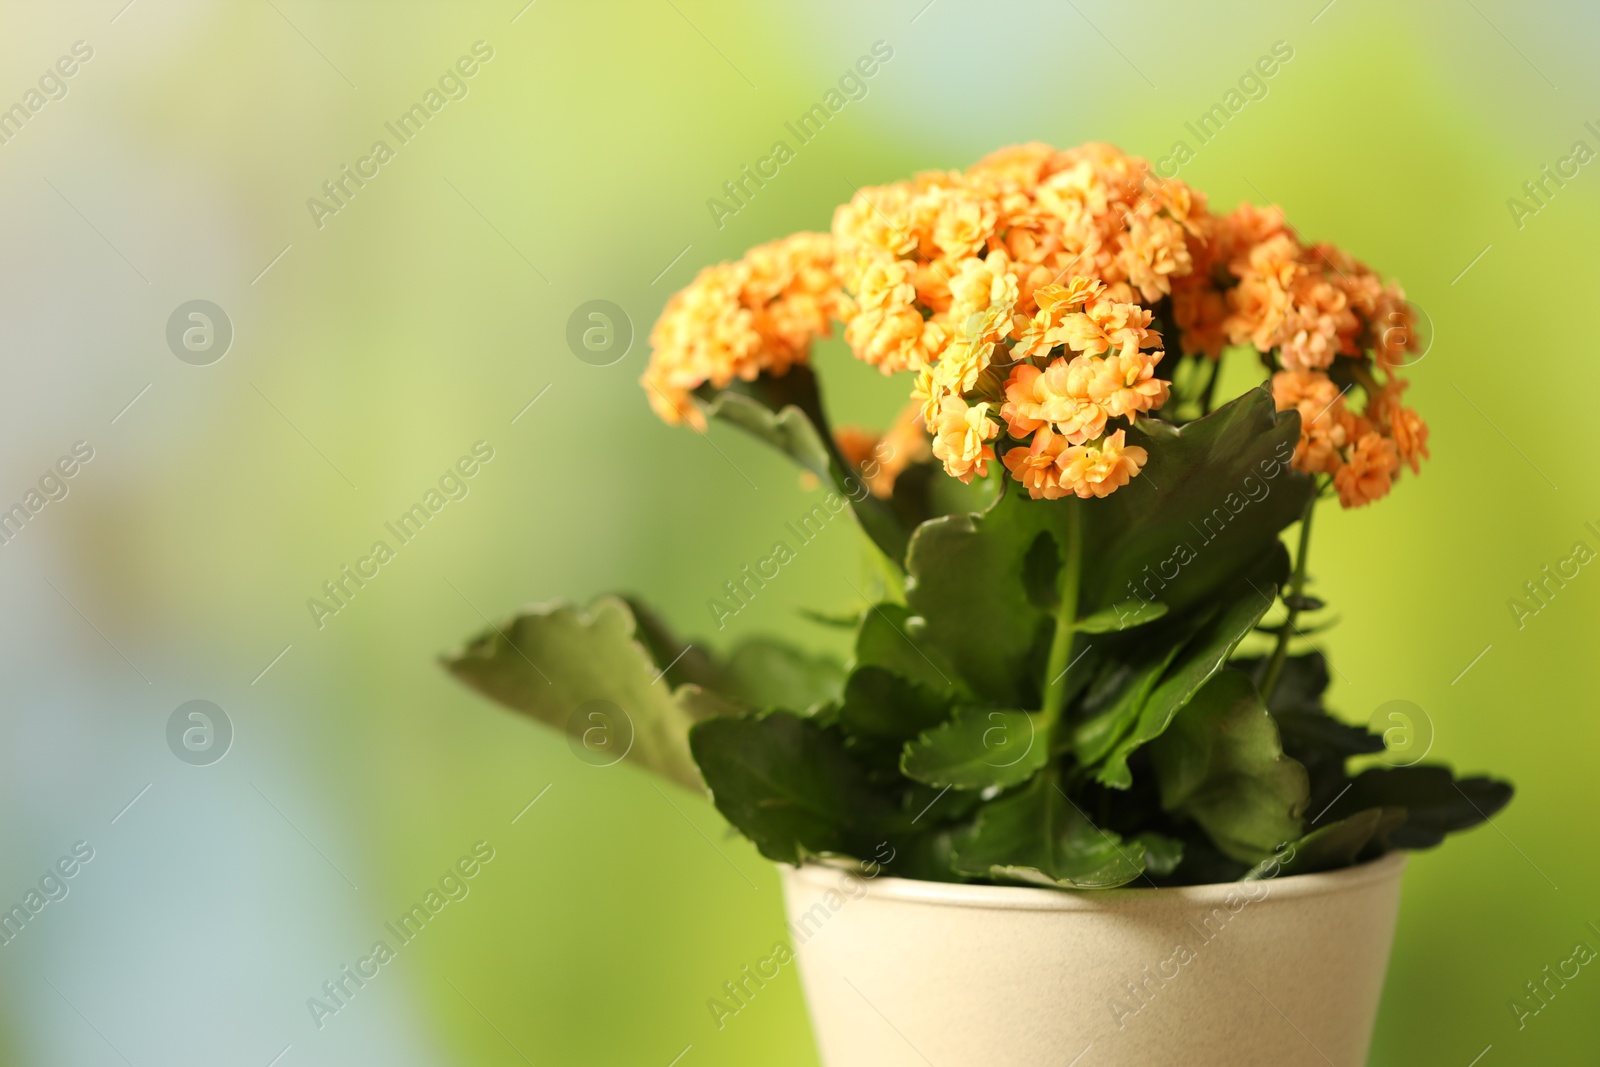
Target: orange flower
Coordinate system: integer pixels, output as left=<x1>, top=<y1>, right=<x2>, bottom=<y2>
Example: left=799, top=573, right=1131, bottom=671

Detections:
left=1271, top=369, right=1349, bottom=476
left=1001, top=359, right=1106, bottom=444
left=1002, top=426, right=1073, bottom=499
left=1058, top=429, right=1148, bottom=499
left=1085, top=350, right=1169, bottom=420
left=930, top=395, right=998, bottom=484
left=1333, top=432, right=1399, bottom=508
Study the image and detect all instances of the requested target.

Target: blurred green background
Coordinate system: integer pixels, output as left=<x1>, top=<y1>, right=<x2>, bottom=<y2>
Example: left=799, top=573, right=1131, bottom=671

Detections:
left=0, top=0, right=1594, bottom=1063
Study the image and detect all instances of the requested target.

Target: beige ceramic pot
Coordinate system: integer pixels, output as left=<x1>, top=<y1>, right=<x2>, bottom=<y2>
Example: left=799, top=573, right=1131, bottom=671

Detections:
left=780, top=852, right=1406, bottom=1067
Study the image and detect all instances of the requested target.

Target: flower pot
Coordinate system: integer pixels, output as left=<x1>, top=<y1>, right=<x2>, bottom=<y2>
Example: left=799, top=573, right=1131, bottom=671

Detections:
left=780, top=852, right=1406, bottom=1067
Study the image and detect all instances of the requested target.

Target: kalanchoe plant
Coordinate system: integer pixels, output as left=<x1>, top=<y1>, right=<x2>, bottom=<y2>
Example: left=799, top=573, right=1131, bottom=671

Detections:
left=444, top=143, right=1511, bottom=888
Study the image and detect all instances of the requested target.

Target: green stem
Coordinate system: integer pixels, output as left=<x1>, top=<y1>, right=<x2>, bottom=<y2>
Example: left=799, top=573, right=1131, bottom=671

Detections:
left=1041, top=504, right=1085, bottom=738
left=1260, top=496, right=1316, bottom=701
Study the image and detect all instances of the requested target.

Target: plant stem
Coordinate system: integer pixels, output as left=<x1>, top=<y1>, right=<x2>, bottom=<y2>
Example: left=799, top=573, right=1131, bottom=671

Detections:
left=1041, top=504, right=1085, bottom=736
left=1197, top=356, right=1221, bottom=417
left=1260, top=496, right=1316, bottom=701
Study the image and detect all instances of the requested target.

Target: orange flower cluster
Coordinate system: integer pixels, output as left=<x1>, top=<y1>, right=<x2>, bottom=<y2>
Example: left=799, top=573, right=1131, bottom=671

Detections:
left=643, top=142, right=1429, bottom=507
left=642, top=232, right=849, bottom=429
left=1216, top=204, right=1429, bottom=507
left=1271, top=369, right=1429, bottom=508
left=831, top=143, right=1211, bottom=499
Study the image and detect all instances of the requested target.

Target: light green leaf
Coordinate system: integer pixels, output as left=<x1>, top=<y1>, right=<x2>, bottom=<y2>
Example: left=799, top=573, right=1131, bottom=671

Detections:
left=901, top=708, right=1049, bottom=790
left=1244, top=807, right=1405, bottom=879
left=441, top=596, right=714, bottom=790
left=1075, top=600, right=1168, bottom=633
left=722, top=638, right=845, bottom=712
left=951, top=775, right=1146, bottom=889
left=904, top=488, right=1057, bottom=705
left=850, top=602, right=966, bottom=697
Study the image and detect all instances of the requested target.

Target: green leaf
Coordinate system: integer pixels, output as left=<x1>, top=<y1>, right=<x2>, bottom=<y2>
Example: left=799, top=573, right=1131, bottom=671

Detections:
left=1318, top=766, right=1514, bottom=850
left=1151, top=669, right=1309, bottom=863
left=1244, top=807, right=1406, bottom=879
left=1135, top=832, right=1185, bottom=877
left=901, top=708, right=1049, bottom=790
left=1080, top=386, right=1315, bottom=615
left=441, top=596, right=713, bottom=790
left=721, top=638, right=845, bottom=712
left=850, top=602, right=966, bottom=697
left=1092, top=559, right=1285, bottom=789
left=1070, top=632, right=1190, bottom=771
left=1272, top=711, right=1386, bottom=759
left=1233, top=651, right=1330, bottom=714
left=951, top=775, right=1146, bottom=889
left=688, top=711, right=907, bottom=865
left=836, top=666, right=949, bottom=742
left=904, top=487, right=1057, bottom=705
left=618, top=596, right=727, bottom=693
left=1076, top=600, right=1169, bottom=633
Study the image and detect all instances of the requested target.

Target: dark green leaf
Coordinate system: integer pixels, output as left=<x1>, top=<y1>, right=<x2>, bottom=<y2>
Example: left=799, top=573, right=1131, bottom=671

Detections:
left=901, top=708, right=1049, bottom=790
left=1080, top=386, right=1314, bottom=615
left=1234, top=652, right=1330, bottom=714
left=1152, top=669, right=1309, bottom=862
left=836, top=666, right=949, bottom=742
left=1272, top=712, right=1386, bottom=759
left=1092, top=559, right=1284, bottom=789
left=1319, top=766, right=1514, bottom=850
left=688, top=712, right=907, bottom=865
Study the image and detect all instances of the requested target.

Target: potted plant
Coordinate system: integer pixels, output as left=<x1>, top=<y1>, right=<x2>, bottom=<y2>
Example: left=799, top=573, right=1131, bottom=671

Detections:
left=443, top=143, right=1511, bottom=1066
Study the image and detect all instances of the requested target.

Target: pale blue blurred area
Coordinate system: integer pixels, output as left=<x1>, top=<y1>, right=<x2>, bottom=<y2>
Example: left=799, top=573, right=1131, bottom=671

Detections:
left=0, top=0, right=1595, bottom=1063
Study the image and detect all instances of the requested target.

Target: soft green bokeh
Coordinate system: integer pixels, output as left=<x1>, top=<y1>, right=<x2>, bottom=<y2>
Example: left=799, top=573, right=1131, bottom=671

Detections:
left=0, top=0, right=1594, bottom=1063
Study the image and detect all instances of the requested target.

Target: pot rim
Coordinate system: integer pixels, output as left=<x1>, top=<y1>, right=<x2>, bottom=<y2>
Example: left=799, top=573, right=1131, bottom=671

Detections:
left=783, top=850, right=1407, bottom=912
